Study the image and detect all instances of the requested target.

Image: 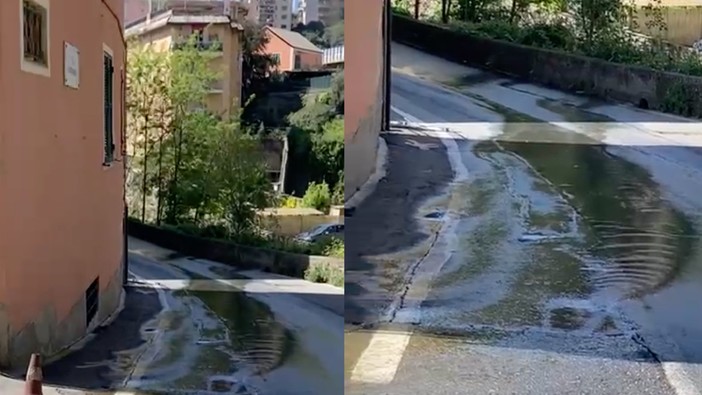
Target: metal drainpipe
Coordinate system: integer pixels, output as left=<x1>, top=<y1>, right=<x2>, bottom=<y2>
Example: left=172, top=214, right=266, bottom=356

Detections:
left=122, top=67, right=129, bottom=286
left=382, top=0, right=392, bottom=131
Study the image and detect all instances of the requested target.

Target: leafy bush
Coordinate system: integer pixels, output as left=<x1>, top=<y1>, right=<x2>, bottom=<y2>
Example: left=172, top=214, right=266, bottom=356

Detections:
left=311, top=118, right=344, bottom=187
left=447, top=18, right=702, bottom=77
left=332, top=171, right=344, bottom=205
left=304, top=263, right=344, bottom=287
left=280, top=195, right=303, bottom=208
left=521, top=23, right=576, bottom=49
left=319, top=237, right=344, bottom=258
left=302, top=182, right=332, bottom=213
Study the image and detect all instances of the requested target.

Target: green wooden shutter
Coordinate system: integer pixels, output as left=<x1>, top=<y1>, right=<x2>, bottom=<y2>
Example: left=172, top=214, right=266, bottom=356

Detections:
left=104, top=52, right=114, bottom=164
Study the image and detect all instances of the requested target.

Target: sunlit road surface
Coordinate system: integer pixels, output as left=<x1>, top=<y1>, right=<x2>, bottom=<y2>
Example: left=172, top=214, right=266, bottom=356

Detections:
left=345, top=43, right=702, bottom=395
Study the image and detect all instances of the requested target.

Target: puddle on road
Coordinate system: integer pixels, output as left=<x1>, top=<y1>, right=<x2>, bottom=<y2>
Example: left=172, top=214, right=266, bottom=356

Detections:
left=492, top=122, right=697, bottom=299
left=466, top=246, right=591, bottom=328
left=128, top=287, right=297, bottom=394
left=187, top=290, right=295, bottom=375
left=422, top=97, right=696, bottom=335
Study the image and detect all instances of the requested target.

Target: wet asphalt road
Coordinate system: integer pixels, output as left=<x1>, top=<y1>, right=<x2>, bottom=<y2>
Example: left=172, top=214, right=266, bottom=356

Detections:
left=42, top=238, right=343, bottom=395
left=345, top=44, right=702, bottom=394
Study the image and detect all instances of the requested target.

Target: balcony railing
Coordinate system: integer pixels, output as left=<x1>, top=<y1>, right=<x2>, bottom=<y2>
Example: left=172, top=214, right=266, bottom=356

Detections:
left=322, top=45, right=344, bottom=65
left=171, top=39, right=223, bottom=51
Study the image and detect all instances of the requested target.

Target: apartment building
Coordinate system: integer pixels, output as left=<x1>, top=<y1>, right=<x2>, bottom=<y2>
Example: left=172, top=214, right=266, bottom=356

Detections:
left=298, top=0, right=318, bottom=24
left=259, top=0, right=293, bottom=29
left=125, top=7, right=245, bottom=118
left=319, top=0, right=343, bottom=26
left=125, top=0, right=260, bottom=25
left=0, top=0, right=126, bottom=368
left=297, top=0, right=341, bottom=25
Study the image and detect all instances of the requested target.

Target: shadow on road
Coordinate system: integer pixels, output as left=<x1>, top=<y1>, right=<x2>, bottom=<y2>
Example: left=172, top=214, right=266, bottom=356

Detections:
left=345, top=132, right=452, bottom=325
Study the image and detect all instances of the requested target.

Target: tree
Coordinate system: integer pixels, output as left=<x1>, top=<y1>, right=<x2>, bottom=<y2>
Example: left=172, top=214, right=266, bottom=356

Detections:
left=323, top=21, right=345, bottom=47
left=126, top=36, right=275, bottom=236
left=293, top=21, right=328, bottom=47
left=162, top=36, right=220, bottom=223
left=287, top=72, right=344, bottom=190
left=287, top=70, right=344, bottom=131
left=242, top=21, right=280, bottom=101
left=126, top=42, right=171, bottom=222
left=442, top=0, right=451, bottom=22
left=212, top=121, right=274, bottom=237
left=310, top=117, right=344, bottom=187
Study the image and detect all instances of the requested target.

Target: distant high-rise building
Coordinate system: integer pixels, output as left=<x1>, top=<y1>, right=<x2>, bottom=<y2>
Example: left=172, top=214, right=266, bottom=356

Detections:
left=258, top=0, right=292, bottom=29
left=296, top=0, right=341, bottom=26
left=298, top=0, right=318, bottom=25
left=318, top=0, right=342, bottom=25
left=124, top=0, right=260, bottom=26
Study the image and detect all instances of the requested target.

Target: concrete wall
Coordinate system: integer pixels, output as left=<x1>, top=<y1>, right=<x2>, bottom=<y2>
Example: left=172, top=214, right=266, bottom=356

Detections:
left=0, top=0, right=125, bottom=368
left=345, top=0, right=387, bottom=200
left=259, top=212, right=342, bottom=236
left=266, top=31, right=296, bottom=70
left=393, top=15, right=702, bottom=118
left=293, top=49, right=323, bottom=70
left=634, top=6, right=702, bottom=46
left=127, top=220, right=344, bottom=278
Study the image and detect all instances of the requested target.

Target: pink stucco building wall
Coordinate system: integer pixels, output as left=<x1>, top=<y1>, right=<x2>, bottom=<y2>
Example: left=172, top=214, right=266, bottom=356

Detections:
left=345, top=0, right=387, bottom=200
left=263, top=27, right=323, bottom=72
left=0, top=0, right=126, bottom=368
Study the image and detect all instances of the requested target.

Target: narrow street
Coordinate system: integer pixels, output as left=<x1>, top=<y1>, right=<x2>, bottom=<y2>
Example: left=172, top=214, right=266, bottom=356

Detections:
left=36, top=238, right=343, bottom=395
left=345, top=44, right=702, bottom=394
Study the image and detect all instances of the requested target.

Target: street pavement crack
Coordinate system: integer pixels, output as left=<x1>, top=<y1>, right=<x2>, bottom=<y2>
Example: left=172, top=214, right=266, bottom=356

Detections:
left=386, top=225, right=445, bottom=324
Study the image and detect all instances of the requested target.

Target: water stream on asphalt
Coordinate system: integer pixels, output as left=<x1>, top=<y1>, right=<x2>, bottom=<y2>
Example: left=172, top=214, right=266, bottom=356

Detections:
left=419, top=88, right=698, bottom=337
left=114, top=261, right=338, bottom=395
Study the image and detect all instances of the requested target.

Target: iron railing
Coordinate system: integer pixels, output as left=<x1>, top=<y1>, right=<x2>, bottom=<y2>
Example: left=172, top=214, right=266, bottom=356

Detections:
left=322, top=45, right=344, bottom=65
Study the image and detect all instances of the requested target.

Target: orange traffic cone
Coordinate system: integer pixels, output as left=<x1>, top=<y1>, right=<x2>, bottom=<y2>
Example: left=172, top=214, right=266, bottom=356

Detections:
left=24, top=353, right=42, bottom=395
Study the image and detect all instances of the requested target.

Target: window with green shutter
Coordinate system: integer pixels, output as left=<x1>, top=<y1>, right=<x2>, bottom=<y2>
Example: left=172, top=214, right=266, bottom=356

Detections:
left=103, top=51, right=114, bottom=165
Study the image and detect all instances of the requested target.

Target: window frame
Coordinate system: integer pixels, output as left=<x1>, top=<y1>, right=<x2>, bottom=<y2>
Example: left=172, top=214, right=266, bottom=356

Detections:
left=271, top=52, right=281, bottom=65
left=20, top=0, right=51, bottom=77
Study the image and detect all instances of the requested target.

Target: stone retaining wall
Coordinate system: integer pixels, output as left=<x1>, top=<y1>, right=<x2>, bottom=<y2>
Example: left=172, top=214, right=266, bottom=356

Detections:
left=392, top=14, right=702, bottom=118
left=127, top=219, right=343, bottom=279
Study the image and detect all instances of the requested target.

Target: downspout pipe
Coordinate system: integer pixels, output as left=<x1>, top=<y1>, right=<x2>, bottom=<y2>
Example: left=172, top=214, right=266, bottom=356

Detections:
left=382, top=0, right=392, bottom=131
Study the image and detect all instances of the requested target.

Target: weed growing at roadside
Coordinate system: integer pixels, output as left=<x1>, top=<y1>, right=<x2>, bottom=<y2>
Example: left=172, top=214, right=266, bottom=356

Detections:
left=304, top=263, right=344, bottom=287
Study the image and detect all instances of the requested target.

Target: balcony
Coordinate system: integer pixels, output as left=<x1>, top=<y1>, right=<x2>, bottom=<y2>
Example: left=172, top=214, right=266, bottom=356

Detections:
left=323, top=45, right=344, bottom=65
left=171, top=39, right=223, bottom=52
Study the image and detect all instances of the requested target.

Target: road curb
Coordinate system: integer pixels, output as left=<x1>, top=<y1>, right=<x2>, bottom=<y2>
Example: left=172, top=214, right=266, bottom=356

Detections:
left=346, top=136, right=389, bottom=210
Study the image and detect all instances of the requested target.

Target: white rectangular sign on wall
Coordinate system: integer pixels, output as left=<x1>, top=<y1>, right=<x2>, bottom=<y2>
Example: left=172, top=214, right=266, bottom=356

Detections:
left=64, top=42, right=80, bottom=89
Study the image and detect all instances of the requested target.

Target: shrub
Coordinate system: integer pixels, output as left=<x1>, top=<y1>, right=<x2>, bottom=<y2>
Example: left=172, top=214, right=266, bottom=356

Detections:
left=304, top=263, right=344, bottom=287
left=280, top=195, right=303, bottom=208
left=321, top=237, right=344, bottom=258
left=332, top=172, right=344, bottom=205
left=302, top=181, right=332, bottom=213
left=446, top=17, right=702, bottom=77
left=521, top=23, right=575, bottom=49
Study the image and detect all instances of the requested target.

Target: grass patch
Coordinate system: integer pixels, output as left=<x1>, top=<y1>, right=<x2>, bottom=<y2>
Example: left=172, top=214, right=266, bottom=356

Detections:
left=150, top=219, right=343, bottom=258
left=304, top=262, right=344, bottom=287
